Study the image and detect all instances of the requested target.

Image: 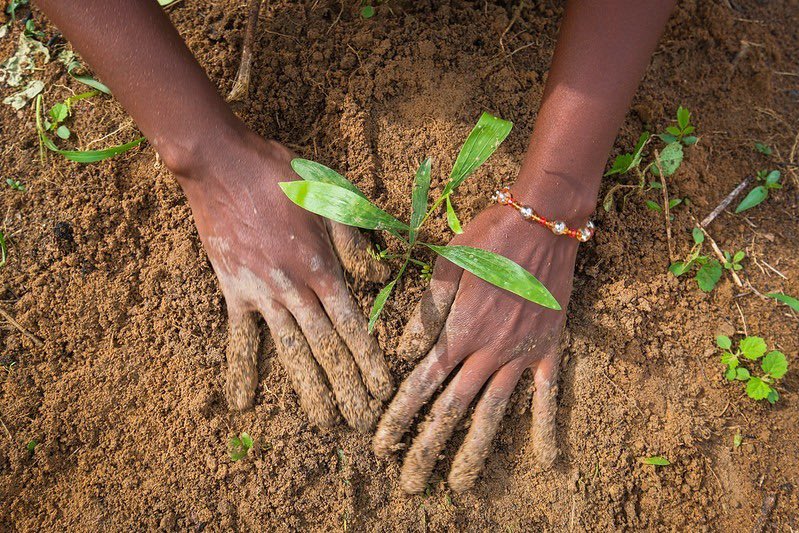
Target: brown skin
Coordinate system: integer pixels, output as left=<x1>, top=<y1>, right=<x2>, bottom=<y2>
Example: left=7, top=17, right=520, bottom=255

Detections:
left=36, top=0, right=676, bottom=487
left=35, top=0, right=393, bottom=431
left=374, top=0, right=677, bottom=492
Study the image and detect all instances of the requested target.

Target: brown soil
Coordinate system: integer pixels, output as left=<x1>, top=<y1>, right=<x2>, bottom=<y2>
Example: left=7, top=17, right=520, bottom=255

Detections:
left=2, top=0, right=798, bottom=530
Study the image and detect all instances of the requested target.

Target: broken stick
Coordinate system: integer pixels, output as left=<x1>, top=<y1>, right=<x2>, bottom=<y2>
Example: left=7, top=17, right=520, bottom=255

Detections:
left=227, top=0, right=263, bottom=102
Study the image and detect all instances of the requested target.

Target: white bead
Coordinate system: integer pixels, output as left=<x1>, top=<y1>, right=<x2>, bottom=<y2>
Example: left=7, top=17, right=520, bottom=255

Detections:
left=520, top=207, right=533, bottom=219
left=586, top=220, right=595, bottom=230
left=578, top=228, right=592, bottom=242
left=553, top=221, right=567, bottom=235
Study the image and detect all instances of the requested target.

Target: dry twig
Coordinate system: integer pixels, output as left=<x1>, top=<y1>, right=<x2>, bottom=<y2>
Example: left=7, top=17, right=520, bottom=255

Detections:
left=228, top=0, right=264, bottom=102
left=0, top=306, right=43, bottom=347
left=700, top=176, right=751, bottom=227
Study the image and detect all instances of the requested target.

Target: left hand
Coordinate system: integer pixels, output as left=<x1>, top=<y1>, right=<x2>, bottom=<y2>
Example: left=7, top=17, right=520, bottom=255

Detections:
left=373, top=202, right=580, bottom=493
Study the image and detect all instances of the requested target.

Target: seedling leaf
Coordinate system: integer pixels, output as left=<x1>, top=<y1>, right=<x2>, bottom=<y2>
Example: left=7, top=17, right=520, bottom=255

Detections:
left=766, top=292, right=799, bottom=312
left=445, top=112, right=512, bottom=194
left=410, top=158, right=431, bottom=234
left=445, top=197, right=463, bottom=234
left=692, top=228, right=704, bottom=244
left=228, top=432, right=253, bottom=461
left=368, top=280, right=396, bottom=333
left=291, top=158, right=367, bottom=199
left=735, top=367, right=750, bottom=381
left=642, top=455, right=670, bottom=466
left=360, top=5, right=375, bottom=18
left=280, top=181, right=409, bottom=232
left=696, top=259, right=721, bottom=292
left=745, top=377, right=771, bottom=401
left=735, top=186, right=767, bottom=213
left=761, top=351, right=787, bottom=379
left=424, top=244, right=560, bottom=310
left=754, top=142, right=772, bottom=155
left=739, top=336, right=767, bottom=360
left=653, top=142, right=683, bottom=177
left=716, top=335, right=731, bottom=350
left=677, top=106, right=690, bottom=130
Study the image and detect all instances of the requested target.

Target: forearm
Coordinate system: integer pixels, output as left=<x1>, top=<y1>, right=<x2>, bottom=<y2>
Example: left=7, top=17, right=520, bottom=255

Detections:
left=515, top=0, right=676, bottom=225
left=34, top=0, right=242, bottom=174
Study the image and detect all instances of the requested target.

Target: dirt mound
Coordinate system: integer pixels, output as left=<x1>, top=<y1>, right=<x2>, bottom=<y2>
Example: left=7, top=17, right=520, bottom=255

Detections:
left=1, top=0, right=798, bottom=530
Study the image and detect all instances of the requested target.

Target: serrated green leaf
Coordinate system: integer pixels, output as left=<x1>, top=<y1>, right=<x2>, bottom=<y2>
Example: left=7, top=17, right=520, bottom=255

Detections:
left=735, top=367, right=750, bottom=381
left=279, top=181, right=408, bottom=232
left=655, top=142, right=684, bottom=177
left=735, top=186, right=768, bottom=213
left=745, top=377, right=772, bottom=400
left=605, top=153, right=634, bottom=176
left=445, top=112, right=512, bottom=194
left=666, top=126, right=682, bottom=136
left=716, top=335, right=731, bottom=350
left=424, top=244, right=560, bottom=310
left=445, top=196, right=463, bottom=234
left=240, top=432, right=253, bottom=449
left=766, top=292, right=799, bottom=312
left=677, top=106, right=690, bottom=130
left=692, top=228, right=705, bottom=244
left=721, top=351, right=738, bottom=368
left=642, top=455, right=670, bottom=466
left=669, top=261, right=688, bottom=277
left=368, top=280, right=396, bottom=332
left=725, top=367, right=737, bottom=381
left=291, top=158, right=366, bottom=199
left=682, top=135, right=698, bottom=145
left=739, top=336, right=767, bottom=360
left=657, top=133, right=678, bottom=143
left=761, top=351, right=787, bottom=379
left=767, top=389, right=779, bottom=404
left=49, top=102, right=68, bottom=123
left=696, top=259, right=722, bottom=292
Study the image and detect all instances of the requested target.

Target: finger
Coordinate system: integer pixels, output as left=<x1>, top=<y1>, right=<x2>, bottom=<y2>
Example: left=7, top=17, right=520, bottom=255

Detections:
left=289, top=294, right=379, bottom=432
left=373, top=337, right=467, bottom=457
left=224, top=307, right=260, bottom=411
left=326, top=220, right=390, bottom=283
left=399, top=354, right=501, bottom=494
left=319, top=283, right=393, bottom=402
left=262, top=303, right=339, bottom=428
left=448, top=359, right=525, bottom=493
left=397, top=259, right=461, bottom=361
left=531, top=351, right=561, bottom=468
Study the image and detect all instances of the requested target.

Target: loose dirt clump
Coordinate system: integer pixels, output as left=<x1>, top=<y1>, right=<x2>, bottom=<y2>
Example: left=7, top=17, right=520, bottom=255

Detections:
left=2, top=1, right=798, bottom=530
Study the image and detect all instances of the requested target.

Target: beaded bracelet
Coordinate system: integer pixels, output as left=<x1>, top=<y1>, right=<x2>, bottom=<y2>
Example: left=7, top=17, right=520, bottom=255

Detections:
left=491, top=187, right=595, bottom=242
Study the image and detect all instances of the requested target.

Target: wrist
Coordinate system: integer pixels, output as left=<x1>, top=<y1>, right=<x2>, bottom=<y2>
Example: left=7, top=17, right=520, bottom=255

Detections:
left=510, top=167, right=601, bottom=228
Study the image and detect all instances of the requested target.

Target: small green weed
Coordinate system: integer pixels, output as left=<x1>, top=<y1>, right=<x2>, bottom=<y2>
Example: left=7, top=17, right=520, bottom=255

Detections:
left=281, top=113, right=561, bottom=331
left=0, top=230, right=7, bottom=268
left=716, top=335, right=788, bottom=404
left=754, top=142, right=772, bottom=156
left=735, top=170, right=781, bottom=213
left=359, top=0, right=389, bottom=18
left=766, top=292, right=799, bottom=312
left=722, top=250, right=745, bottom=272
left=26, top=439, right=37, bottom=455
left=668, top=228, right=722, bottom=292
left=6, top=178, right=25, bottom=191
left=733, top=429, right=743, bottom=448
left=656, top=106, right=697, bottom=146
left=642, top=455, right=670, bottom=466
left=228, top=432, right=253, bottom=461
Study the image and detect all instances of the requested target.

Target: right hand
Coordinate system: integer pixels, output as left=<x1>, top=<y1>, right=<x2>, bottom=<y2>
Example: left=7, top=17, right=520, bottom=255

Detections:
left=174, top=127, right=394, bottom=432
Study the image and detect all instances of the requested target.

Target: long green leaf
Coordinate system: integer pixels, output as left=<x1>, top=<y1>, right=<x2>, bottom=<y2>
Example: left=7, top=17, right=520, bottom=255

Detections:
left=0, top=230, right=7, bottom=267
left=410, top=158, right=431, bottom=241
left=445, top=196, right=463, bottom=234
left=444, top=112, right=512, bottom=195
left=767, top=292, right=799, bottom=312
left=279, top=181, right=409, bottom=232
left=291, top=158, right=367, bottom=199
left=424, top=244, right=560, bottom=309
left=368, top=280, right=396, bottom=332
left=67, top=61, right=111, bottom=94
left=735, top=185, right=768, bottom=213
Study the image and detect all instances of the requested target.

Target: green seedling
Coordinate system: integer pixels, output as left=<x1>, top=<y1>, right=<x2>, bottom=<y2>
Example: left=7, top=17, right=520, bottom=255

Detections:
left=6, top=0, right=28, bottom=20
left=6, top=178, right=25, bottom=191
left=722, top=250, right=745, bottom=272
left=657, top=106, right=697, bottom=146
left=35, top=94, right=145, bottom=163
left=0, top=230, right=7, bottom=267
left=767, top=292, right=799, bottom=312
left=754, top=142, right=772, bottom=156
left=645, top=196, right=682, bottom=220
left=735, top=170, right=781, bottom=213
left=281, top=113, right=561, bottom=331
left=26, top=439, right=37, bottom=455
left=23, top=18, right=44, bottom=40
left=716, top=335, right=788, bottom=404
left=642, top=455, right=670, bottom=466
left=359, top=0, right=388, bottom=18
left=669, top=228, right=722, bottom=292
left=733, top=429, right=742, bottom=448
left=228, top=432, right=253, bottom=461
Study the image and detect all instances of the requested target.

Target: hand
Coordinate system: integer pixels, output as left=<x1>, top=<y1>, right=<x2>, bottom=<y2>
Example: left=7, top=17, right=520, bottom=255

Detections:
left=176, top=128, right=393, bottom=432
left=373, top=202, right=579, bottom=492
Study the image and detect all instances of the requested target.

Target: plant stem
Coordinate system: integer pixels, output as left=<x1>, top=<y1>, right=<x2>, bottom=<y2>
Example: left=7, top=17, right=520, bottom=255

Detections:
left=653, top=150, right=676, bottom=263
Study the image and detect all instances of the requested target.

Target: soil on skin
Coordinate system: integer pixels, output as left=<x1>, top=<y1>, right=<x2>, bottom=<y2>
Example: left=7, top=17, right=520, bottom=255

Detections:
left=2, top=0, right=798, bottom=530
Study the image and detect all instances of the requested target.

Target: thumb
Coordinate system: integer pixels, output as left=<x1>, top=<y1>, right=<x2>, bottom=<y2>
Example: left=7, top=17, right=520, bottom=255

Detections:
left=326, top=220, right=390, bottom=283
left=396, top=257, right=461, bottom=361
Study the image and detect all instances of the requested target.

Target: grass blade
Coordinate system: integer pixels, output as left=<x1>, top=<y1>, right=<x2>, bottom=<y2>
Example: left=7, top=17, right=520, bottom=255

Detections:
left=0, top=230, right=7, bottom=267
left=410, top=158, right=431, bottom=241
left=291, top=158, right=367, bottom=199
left=368, top=280, right=396, bottom=332
left=47, top=136, right=145, bottom=162
left=445, top=196, right=463, bottom=234
left=280, top=181, right=409, bottom=232
left=767, top=292, right=799, bottom=312
left=444, top=112, right=512, bottom=194
left=424, top=244, right=560, bottom=309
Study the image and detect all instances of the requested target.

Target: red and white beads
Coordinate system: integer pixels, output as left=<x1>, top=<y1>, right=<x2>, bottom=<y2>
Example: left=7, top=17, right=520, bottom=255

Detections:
left=491, top=187, right=595, bottom=242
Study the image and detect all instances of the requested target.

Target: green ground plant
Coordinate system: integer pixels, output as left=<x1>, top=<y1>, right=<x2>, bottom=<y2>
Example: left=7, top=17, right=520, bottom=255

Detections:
left=228, top=432, right=253, bottom=461
left=754, top=142, right=772, bottom=156
left=0, top=230, right=7, bottom=267
left=668, top=228, right=722, bottom=292
left=642, top=455, right=670, bottom=467
left=6, top=178, right=25, bottom=191
left=766, top=292, right=799, bottom=312
left=716, top=335, right=788, bottom=404
left=722, top=249, right=745, bottom=272
left=281, top=113, right=560, bottom=331
left=735, top=170, right=781, bottom=213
